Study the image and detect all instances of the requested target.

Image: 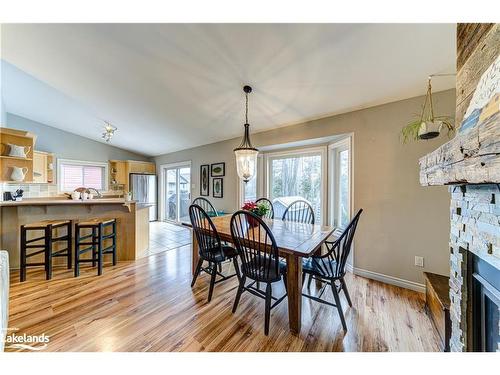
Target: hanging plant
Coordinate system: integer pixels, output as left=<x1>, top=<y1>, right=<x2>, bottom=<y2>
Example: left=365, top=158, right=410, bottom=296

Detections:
left=401, top=77, right=455, bottom=143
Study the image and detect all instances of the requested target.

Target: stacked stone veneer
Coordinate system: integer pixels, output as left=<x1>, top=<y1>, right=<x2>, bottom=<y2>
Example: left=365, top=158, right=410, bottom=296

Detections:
left=449, top=184, right=500, bottom=352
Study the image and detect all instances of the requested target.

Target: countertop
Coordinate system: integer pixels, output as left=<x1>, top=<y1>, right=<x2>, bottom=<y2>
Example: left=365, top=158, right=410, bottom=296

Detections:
left=0, top=198, right=135, bottom=207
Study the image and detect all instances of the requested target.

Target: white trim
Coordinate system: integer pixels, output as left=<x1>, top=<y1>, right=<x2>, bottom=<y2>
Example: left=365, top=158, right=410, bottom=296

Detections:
left=57, top=158, right=109, bottom=193
left=159, top=161, right=192, bottom=223
left=350, top=266, right=425, bottom=293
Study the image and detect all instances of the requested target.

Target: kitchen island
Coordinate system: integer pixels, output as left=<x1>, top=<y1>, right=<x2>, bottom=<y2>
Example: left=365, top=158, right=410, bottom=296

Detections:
left=0, top=198, right=151, bottom=269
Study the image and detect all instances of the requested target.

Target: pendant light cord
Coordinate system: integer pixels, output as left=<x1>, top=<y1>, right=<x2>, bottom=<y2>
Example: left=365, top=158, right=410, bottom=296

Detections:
left=245, top=91, right=249, bottom=124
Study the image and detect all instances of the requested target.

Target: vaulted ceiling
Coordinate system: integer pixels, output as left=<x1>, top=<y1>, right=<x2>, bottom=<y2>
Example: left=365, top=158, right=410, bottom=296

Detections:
left=1, top=24, right=456, bottom=156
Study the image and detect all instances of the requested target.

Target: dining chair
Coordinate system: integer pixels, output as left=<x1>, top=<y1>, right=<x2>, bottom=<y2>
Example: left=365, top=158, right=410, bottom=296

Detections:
left=255, top=197, right=274, bottom=219
left=301, top=209, right=363, bottom=331
left=282, top=199, right=315, bottom=225
left=189, top=204, right=241, bottom=302
left=230, top=210, right=287, bottom=335
left=192, top=197, right=218, bottom=217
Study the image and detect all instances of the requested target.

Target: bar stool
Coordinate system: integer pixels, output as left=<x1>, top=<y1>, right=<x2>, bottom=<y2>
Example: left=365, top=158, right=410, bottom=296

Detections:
left=20, top=220, right=72, bottom=282
left=74, top=218, right=117, bottom=277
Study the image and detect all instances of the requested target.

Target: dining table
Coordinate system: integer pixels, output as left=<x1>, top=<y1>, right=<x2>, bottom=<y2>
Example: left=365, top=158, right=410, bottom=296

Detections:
left=184, top=214, right=335, bottom=334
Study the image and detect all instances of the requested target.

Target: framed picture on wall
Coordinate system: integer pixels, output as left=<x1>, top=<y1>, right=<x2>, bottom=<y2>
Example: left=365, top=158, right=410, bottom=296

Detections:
left=212, top=178, right=223, bottom=198
left=200, top=164, right=209, bottom=196
left=211, top=162, right=225, bottom=177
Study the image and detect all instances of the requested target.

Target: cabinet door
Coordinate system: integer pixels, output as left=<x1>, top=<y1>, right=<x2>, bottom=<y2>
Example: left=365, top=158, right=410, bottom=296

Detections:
left=33, top=151, right=47, bottom=183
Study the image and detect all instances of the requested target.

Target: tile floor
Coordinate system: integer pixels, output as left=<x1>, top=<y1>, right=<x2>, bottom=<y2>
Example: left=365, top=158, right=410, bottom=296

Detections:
left=143, top=221, right=191, bottom=257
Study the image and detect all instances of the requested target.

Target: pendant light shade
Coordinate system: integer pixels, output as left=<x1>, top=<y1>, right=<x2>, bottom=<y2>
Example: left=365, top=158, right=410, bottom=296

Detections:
left=234, top=86, right=258, bottom=183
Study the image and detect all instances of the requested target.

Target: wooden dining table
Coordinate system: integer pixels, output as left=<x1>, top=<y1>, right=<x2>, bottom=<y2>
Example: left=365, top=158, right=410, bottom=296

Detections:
left=185, top=214, right=334, bottom=334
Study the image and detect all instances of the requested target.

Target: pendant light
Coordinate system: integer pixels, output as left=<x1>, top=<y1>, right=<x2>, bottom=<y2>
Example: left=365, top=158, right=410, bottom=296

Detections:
left=234, top=85, right=258, bottom=183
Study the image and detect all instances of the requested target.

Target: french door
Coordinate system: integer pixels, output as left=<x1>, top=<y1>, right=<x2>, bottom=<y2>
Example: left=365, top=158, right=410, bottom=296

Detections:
left=162, top=162, right=191, bottom=223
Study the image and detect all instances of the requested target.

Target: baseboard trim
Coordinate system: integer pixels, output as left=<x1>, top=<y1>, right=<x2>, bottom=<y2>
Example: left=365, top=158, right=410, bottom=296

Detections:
left=351, top=266, right=426, bottom=293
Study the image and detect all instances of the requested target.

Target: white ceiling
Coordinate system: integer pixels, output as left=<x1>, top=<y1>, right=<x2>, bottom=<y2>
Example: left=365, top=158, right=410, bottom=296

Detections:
left=1, top=24, right=456, bottom=157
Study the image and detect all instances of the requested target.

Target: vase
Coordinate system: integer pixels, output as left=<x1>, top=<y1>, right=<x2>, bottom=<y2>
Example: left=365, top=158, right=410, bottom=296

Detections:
left=246, top=213, right=263, bottom=227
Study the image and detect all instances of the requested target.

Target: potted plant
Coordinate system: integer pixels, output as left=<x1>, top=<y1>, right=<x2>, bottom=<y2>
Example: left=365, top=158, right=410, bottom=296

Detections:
left=401, top=77, right=455, bottom=143
left=242, top=201, right=269, bottom=227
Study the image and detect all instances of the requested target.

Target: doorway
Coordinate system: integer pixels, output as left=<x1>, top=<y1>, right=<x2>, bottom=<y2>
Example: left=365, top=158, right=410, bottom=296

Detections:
left=160, top=162, right=191, bottom=224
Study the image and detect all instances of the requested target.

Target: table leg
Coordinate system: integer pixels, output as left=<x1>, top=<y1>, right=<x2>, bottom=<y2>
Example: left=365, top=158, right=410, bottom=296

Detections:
left=286, top=253, right=302, bottom=334
left=191, top=230, right=199, bottom=276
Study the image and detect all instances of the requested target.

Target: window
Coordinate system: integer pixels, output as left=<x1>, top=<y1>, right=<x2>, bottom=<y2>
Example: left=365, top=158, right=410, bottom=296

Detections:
left=266, top=147, right=326, bottom=224
left=329, top=138, right=351, bottom=228
left=58, top=159, right=108, bottom=192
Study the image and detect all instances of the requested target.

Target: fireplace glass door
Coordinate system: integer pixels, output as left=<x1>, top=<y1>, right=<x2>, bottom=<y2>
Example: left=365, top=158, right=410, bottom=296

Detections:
left=472, top=255, right=500, bottom=352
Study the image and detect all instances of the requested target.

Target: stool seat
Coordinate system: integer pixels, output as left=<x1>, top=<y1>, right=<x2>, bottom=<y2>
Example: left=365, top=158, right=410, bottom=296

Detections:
left=23, top=219, right=71, bottom=229
left=78, top=218, right=116, bottom=226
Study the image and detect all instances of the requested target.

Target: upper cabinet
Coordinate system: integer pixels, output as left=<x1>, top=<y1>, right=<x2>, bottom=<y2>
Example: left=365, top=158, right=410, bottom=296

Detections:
left=109, top=160, right=156, bottom=191
left=33, top=151, right=55, bottom=184
left=0, top=127, right=37, bottom=183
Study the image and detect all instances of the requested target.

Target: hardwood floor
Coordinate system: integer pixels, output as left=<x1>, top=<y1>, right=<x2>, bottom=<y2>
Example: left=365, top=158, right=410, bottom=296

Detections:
left=7, top=244, right=441, bottom=352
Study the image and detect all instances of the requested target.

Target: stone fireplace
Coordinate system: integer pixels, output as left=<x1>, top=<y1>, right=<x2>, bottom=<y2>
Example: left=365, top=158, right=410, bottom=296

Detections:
left=420, top=23, right=500, bottom=352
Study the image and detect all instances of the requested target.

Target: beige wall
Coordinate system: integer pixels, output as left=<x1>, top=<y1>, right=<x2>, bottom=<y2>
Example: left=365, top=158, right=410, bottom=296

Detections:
left=155, top=89, right=455, bottom=286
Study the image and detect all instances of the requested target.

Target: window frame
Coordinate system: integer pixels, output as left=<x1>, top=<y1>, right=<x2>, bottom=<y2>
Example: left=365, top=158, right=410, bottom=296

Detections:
left=328, top=137, right=352, bottom=228
left=264, top=146, right=327, bottom=225
left=57, top=158, right=109, bottom=193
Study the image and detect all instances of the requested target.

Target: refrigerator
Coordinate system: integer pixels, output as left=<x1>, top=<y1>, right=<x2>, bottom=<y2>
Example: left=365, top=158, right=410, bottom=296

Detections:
left=129, top=173, right=157, bottom=221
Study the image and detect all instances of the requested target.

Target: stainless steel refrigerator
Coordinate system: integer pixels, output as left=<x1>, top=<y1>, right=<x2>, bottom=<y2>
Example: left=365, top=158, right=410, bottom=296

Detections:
left=129, top=173, right=157, bottom=221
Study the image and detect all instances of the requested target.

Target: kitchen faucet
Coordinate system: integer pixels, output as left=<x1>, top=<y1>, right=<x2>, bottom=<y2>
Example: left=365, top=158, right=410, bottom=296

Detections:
left=86, top=187, right=102, bottom=198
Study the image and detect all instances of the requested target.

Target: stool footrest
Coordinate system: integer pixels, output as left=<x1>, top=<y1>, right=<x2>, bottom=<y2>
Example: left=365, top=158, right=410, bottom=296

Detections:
left=77, top=246, right=95, bottom=254
left=25, top=244, right=47, bottom=249
left=52, top=235, right=70, bottom=242
left=25, top=262, right=46, bottom=267
left=26, top=249, right=48, bottom=257
left=77, top=242, right=98, bottom=246
left=102, top=233, right=116, bottom=240
left=26, top=235, right=48, bottom=244
left=102, top=245, right=116, bottom=253
left=53, top=248, right=70, bottom=256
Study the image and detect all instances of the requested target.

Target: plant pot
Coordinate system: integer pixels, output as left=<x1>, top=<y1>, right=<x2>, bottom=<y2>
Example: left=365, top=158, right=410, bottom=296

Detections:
left=418, top=120, right=442, bottom=140
left=246, top=213, right=263, bottom=227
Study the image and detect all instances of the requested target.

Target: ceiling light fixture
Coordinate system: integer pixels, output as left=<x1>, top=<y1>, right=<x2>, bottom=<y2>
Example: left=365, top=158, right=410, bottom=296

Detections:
left=102, top=121, right=117, bottom=142
left=234, top=85, right=258, bottom=183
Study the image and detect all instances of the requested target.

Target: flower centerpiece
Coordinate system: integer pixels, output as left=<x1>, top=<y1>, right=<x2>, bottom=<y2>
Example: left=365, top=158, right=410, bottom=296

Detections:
left=242, top=201, right=269, bottom=226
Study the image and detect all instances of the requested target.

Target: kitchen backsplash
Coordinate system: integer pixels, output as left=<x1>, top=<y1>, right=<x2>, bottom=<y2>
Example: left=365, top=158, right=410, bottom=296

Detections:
left=0, top=183, right=59, bottom=200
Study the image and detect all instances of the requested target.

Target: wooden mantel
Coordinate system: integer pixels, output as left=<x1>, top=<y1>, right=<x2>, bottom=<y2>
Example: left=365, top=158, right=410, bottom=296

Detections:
left=419, top=112, right=499, bottom=185
left=420, top=24, right=500, bottom=186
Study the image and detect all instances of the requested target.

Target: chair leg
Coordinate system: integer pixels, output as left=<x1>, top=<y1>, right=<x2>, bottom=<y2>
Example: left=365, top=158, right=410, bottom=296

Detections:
left=207, top=262, right=217, bottom=302
left=20, top=226, right=27, bottom=282
left=92, top=227, right=97, bottom=267
left=97, top=224, right=103, bottom=276
left=232, top=276, right=245, bottom=313
left=191, top=258, right=203, bottom=287
left=264, top=283, right=272, bottom=336
left=45, top=225, right=53, bottom=280
left=302, top=272, right=306, bottom=288
left=282, top=272, right=288, bottom=294
left=331, top=280, right=347, bottom=331
left=74, top=226, right=80, bottom=277
left=340, top=277, right=352, bottom=307
left=112, top=221, right=117, bottom=266
left=232, top=257, right=241, bottom=282
left=218, top=263, right=222, bottom=273
left=67, top=222, right=72, bottom=269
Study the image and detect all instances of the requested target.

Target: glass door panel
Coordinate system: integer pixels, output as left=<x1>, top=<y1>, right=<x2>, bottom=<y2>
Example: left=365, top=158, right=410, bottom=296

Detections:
left=165, top=169, right=178, bottom=221
left=178, top=167, right=191, bottom=223
left=164, top=165, right=191, bottom=223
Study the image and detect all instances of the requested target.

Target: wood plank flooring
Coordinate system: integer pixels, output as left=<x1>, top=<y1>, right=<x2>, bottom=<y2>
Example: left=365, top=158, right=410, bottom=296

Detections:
left=6, top=244, right=441, bottom=352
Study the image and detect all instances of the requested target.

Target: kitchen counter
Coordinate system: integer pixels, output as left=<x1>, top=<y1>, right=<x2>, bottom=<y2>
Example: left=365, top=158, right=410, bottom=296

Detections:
left=0, top=197, right=132, bottom=206
left=0, top=198, right=151, bottom=269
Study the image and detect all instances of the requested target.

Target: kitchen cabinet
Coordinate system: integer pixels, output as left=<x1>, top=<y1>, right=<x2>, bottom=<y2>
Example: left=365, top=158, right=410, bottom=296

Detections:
left=33, top=151, right=55, bottom=184
left=109, top=160, right=156, bottom=192
left=33, top=151, right=47, bottom=183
